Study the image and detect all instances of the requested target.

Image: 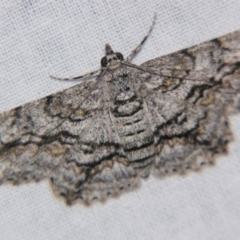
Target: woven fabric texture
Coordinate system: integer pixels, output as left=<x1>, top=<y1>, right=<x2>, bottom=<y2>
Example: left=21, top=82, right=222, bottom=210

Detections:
left=0, top=1, right=240, bottom=240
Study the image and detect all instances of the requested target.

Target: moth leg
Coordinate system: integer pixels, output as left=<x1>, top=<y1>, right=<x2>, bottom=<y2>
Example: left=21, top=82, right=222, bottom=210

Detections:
left=126, top=13, right=156, bottom=62
left=49, top=69, right=101, bottom=81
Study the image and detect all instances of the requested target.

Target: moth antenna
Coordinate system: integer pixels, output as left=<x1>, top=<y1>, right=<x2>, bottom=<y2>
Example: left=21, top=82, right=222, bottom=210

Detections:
left=49, top=69, right=101, bottom=81
left=121, top=61, right=213, bottom=84
left=127, top=13, right=157, bottom=62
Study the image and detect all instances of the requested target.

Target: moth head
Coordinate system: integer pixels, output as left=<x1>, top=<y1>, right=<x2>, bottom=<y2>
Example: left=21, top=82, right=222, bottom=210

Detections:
left=101, top=43, right=124, bottom=68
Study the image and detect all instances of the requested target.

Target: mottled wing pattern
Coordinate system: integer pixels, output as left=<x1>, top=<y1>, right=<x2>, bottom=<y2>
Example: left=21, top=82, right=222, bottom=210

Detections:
left=0, top=30, right=240, bottom=205
left=0, top=79, right=138, bottom=204
left=139, top=30, right=240, bottom=175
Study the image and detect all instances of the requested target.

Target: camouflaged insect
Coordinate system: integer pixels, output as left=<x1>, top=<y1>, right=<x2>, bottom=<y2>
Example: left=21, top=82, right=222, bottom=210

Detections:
left=1, top=14, right=240, bottom=205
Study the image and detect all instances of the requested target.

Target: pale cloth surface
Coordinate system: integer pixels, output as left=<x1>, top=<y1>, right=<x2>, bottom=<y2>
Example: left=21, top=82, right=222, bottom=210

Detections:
left=0, top=1, right=240, bottom=240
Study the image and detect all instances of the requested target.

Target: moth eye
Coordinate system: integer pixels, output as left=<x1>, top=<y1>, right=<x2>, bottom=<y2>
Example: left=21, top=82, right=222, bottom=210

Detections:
left=115, top=52, right=124, bottom=61
left=101, top=57, right=108, bottom=67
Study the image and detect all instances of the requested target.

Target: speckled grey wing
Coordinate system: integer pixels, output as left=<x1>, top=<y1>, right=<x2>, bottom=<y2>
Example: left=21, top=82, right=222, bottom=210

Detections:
left=0, top=79, right=138, bottom=204
left=139, top=30, right=240, bottom=176
left=1, top=30, right=240, bottom=206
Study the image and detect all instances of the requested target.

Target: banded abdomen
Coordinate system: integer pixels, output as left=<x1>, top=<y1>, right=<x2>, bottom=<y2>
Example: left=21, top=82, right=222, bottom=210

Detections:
left=108, top=73, right=155, bottom=177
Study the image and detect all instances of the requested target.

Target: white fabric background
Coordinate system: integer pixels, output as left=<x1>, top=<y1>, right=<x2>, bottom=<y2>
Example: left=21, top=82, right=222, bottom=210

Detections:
left=0, top=1, right=240, bottom=240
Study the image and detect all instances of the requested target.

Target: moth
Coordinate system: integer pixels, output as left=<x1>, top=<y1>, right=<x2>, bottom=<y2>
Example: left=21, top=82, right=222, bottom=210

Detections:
left=1, top=14, right=240, bottom=205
